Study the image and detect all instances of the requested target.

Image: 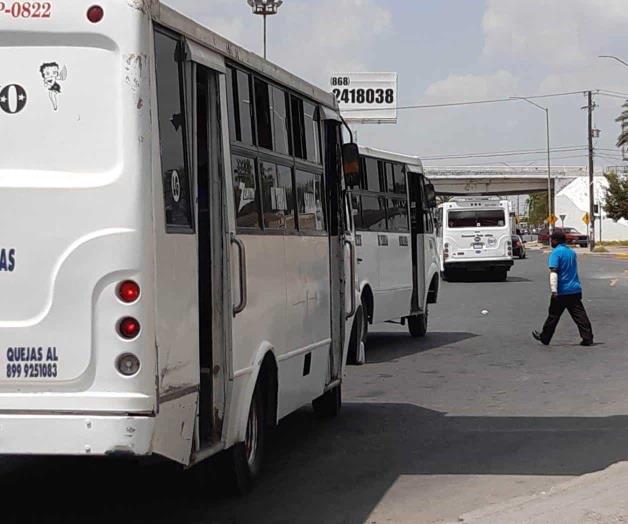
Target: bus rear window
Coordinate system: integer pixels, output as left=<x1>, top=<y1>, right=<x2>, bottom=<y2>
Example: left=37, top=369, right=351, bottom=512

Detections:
left=448, top=210, right=505, bottom=228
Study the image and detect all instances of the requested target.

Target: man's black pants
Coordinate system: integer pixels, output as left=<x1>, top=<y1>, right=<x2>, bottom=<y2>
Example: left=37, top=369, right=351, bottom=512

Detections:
left=540, top=292, right=593, bottom=344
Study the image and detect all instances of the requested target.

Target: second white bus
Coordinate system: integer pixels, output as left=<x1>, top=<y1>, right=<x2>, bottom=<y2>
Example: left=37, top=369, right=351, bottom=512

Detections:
left=345, top=147, right=440, bottom=364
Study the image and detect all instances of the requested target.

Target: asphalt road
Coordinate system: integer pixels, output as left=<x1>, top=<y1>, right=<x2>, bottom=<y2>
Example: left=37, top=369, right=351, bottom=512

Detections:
left=1, top=249, right=627, bottom=524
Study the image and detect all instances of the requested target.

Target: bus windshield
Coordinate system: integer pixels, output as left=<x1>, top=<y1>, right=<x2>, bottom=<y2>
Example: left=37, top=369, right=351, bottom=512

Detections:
left=448, top=209, right=505, bottom=228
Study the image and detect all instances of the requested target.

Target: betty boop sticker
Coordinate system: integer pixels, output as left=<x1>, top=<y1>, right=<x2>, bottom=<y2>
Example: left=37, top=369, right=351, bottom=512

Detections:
left=40, top=62, right=67, bottom=111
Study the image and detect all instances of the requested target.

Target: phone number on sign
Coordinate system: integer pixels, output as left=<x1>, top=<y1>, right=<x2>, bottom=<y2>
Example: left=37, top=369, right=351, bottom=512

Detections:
left=6, top=362, right=58, bottom=379
left=0, top=2, right=52, bottom=18
left=332, top=88, right=395, bottom=105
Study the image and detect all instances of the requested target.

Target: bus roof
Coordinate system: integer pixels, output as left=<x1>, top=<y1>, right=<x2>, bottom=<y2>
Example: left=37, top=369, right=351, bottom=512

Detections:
left=358, top=145, right=424, bottom=173
left=155, top=2, right=338, bottom=110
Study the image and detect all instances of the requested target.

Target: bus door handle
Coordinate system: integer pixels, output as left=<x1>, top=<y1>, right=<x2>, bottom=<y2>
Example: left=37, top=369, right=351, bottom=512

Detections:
left=344, top=239, right=357, bottom=320
left=231, top=234, right=247, bottom=316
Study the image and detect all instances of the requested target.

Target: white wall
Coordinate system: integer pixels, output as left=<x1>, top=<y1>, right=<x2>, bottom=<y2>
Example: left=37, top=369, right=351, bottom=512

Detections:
left=555, top=176, right=628, bottom=241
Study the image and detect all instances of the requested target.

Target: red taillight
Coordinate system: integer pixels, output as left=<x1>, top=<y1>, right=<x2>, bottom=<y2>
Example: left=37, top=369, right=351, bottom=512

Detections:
left=118, top=281, right=140, bottom=303
left=87, top=5, right=104, bottom=23
left=118, top=317, right=141, bottom=339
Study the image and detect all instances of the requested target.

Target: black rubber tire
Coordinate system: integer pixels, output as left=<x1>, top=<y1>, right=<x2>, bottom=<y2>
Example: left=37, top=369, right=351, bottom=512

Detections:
left=224, top=384, right=266, bottom=495
left=346, top=305, right=366, bottom=365
left=408, top=305, right=428, bottom=337
left=312, top=384, right=342, bottom=418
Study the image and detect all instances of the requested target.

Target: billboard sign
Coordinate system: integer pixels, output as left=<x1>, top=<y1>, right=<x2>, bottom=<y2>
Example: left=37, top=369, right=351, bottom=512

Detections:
left=330, top=72, right=398, bottom=124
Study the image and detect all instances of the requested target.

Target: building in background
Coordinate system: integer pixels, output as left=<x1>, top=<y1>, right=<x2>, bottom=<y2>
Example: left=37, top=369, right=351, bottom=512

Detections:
left=555, top=175, right=628, bottom=241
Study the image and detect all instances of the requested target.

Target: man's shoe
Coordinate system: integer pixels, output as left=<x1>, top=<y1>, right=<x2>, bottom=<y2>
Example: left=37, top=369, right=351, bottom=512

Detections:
left=532, top=331, right=549, bottom=345
left=580, top=340, right=594, bottom=347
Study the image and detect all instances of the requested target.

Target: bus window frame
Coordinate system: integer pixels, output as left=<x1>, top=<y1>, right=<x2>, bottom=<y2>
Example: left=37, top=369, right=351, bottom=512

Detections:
left=154, top=25, right=196, bottom=235
left=225, top=60, right=327, bottom=238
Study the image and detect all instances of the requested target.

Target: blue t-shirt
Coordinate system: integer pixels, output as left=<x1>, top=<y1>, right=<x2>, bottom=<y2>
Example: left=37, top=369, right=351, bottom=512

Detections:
left=548, top=244, right=582, bottom=295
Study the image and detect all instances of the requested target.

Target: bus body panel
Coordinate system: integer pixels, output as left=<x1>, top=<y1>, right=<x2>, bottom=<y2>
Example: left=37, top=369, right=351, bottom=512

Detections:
left=0, top=1, right=156, bottom=419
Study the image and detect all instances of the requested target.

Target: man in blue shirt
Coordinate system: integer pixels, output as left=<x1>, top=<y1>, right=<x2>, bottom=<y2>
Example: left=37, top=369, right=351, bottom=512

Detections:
left=533, top=230, right=593, bottom=346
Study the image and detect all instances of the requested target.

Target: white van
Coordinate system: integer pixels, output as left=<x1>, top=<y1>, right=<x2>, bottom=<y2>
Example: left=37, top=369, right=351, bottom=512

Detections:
left=438, top=197, right=514, bottom=280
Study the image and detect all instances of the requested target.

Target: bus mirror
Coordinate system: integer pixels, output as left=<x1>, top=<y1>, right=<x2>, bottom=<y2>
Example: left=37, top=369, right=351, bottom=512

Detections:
left=425, top=183, right=437, bottom=208
left=342, top=143, right=361, bottom=187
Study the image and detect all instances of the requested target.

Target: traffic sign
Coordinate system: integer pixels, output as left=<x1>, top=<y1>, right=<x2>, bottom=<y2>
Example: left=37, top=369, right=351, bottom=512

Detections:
left=548, top=214, right=558, bottom=225
left=582, top=212, right=590, bottom=225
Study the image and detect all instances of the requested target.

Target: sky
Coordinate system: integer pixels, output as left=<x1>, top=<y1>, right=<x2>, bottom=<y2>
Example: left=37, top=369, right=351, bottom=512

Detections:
left=163, top=0, right=628, bottom=169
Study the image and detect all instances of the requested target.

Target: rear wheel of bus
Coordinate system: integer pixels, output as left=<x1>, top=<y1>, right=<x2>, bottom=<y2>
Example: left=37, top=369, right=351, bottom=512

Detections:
left=224, top=383, right=267, bottom=495
left=408, top=305, right=428, bottom=337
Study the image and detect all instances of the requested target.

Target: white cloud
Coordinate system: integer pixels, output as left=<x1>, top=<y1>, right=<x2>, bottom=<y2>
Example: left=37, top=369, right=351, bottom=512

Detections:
left=424, top=70, right=520, bottom=102
left=483, top=0, right=628, bottom=67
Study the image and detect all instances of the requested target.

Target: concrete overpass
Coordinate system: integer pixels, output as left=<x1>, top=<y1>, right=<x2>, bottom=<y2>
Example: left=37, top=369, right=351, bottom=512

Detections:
left=425, top=166, right=591, bottom=196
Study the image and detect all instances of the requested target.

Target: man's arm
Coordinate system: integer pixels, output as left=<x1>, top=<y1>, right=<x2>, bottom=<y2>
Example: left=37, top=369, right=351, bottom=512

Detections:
left=549, top=269, right=558, bottom=297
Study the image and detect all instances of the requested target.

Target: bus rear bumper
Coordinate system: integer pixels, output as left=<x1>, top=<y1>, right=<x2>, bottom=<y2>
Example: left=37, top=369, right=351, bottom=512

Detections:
left=0, top=413, right=154, bottom=457
left=444, top=259, right=514, bottom=272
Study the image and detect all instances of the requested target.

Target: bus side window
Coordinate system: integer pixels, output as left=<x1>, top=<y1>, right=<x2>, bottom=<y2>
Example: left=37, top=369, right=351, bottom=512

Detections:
left=259, top=162, right=296, bottom=231
left=232, top=155, right=261, bottom=230
left=271, top=86, right=291, bottom=156
left=361, top=195, right=387, bottom=231
left=290, top=96, right=306, bottom=160
left=364, top=157, right=380, bottom=192
left=303, top=101, right=321, bottom=164
left=295, top=170, right=326, bottom=232
left=388, top=198, right=409, bottom=231
left=254, top=78, right=273, bottom=150
left=393, top=164, right=406, bottom=194
left=154, top=30, right=193, bottom=233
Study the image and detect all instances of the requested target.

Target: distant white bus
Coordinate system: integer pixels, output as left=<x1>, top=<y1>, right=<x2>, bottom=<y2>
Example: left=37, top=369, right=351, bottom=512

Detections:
left=0, top=0, right=359, bottom=491
left=438, top=197, right=514, bottom=281
left=345, top=147, right=440, bottom=363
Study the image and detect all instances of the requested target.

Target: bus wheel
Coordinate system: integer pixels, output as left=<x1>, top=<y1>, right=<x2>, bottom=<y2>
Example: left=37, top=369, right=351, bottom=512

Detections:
left=312, top=384, right=342, bottom=418
left=226, top=384, right=266, bottom=494
left=408, top=305, right=428, bottom=337
left=346, top=305, right=367, bottom=366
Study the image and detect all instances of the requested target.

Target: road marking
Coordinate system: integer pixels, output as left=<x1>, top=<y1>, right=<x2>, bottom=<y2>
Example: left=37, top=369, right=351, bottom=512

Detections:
left=610, top=278, right=619, bottom=287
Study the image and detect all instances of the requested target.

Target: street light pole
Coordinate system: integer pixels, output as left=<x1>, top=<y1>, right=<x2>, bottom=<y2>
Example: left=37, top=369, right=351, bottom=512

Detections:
left=599, top=55, right=628, bottom=68
left=247, top=0, right=283, bottom=60
left=510, top=97, right=553, bottom=233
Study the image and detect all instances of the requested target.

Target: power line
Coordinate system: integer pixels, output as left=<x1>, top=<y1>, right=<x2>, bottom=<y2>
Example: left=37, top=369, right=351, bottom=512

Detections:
left=421, top=145, right=589, bottom=161
left=425, top=153, right=591, bottom=167
left=341, top=90, right=587, bottom=112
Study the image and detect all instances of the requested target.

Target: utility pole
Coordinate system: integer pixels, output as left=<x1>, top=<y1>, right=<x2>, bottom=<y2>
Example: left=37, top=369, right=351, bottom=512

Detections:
left=587, top=91, right=596, bottom=251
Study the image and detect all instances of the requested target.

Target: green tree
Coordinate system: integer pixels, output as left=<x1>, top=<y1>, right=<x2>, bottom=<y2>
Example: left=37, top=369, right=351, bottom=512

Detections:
left=527, top=192, right=549, bottom=225
left=604, top=171, right=628, bottom=221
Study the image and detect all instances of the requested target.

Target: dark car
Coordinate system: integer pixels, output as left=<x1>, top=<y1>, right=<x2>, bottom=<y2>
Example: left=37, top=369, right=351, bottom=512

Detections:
left=512, top=235, right=526, bottom=259
left=538, top=227, right=588, bottom=247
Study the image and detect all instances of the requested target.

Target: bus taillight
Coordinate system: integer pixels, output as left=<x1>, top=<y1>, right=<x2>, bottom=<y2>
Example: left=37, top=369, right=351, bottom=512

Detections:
left=118, top=317, right=141, bottom=339
left=87, top=5, right=104, bottom=23
left=118, top=281, right=140, bottom=303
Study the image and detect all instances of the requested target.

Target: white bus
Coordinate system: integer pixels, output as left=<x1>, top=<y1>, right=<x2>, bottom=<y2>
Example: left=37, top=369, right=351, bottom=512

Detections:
left=344, top=147, right=440, bottom=364
left=438, top=197, right=514, bottom=281
left=0, top=0, right=359, bottom=491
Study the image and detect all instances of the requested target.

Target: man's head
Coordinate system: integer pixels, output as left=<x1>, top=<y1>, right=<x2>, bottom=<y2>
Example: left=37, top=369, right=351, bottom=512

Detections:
left=551, top=230, right=566, bottom=248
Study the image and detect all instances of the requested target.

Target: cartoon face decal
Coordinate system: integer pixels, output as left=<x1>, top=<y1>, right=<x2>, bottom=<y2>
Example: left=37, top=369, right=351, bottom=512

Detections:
left=40, top=62, right=67, bottom=111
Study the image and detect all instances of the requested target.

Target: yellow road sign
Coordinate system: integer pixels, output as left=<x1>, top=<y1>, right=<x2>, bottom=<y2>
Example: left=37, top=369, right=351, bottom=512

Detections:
left=582, top=212, right=590, bottom=225
left=548, top=214, right=558, bottom=225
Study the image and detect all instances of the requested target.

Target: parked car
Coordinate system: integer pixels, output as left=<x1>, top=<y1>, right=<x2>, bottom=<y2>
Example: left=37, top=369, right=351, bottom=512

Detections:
left=512, top=235, right=526, bottom=259
left=538, top=227, right=588, bottom=247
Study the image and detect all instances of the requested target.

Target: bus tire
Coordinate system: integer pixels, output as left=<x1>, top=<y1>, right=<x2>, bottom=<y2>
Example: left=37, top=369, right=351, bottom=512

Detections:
left=408, top=305, right=428, bottom=337
left=312, top=384, right=342, bottom=418
left=346, top=305, right=367, bottom=366
left=226, top=383, right=266, bottom=495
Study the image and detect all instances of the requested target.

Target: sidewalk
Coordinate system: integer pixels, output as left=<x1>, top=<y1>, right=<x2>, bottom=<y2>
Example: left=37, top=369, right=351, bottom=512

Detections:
left=456, top=461, right=628, bottom=523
